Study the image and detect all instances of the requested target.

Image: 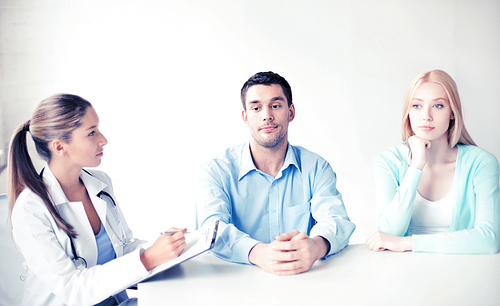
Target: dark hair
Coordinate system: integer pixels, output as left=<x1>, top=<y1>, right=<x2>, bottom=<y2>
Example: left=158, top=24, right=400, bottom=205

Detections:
left=8, top=94, right=92, bottom=238
left=240, top=71, right=293, bottom=110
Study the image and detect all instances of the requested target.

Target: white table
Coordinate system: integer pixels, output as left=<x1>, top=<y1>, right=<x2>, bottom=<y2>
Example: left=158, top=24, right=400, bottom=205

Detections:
left=138, top=244, right=500, bottom=306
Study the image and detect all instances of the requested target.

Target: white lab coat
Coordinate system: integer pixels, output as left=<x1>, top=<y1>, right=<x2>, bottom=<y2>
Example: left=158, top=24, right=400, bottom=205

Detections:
left=11, top=166, right=151, bottom=306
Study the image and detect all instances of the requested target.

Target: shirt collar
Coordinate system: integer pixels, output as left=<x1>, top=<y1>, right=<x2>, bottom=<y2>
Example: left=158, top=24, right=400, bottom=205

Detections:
left=238, top=143, right=256, bottom=180
left=283, top=144, right=300, bottom=173
left=238, top=142, right=301, bottom=181
left=41, top=166, right=108, bottom=206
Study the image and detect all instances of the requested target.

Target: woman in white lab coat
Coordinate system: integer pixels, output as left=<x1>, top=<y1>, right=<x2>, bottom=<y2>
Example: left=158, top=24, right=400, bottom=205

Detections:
left=8, top=94, right=186, bottom=306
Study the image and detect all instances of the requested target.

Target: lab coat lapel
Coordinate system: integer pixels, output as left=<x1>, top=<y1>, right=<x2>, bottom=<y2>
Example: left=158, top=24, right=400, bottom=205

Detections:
left=42, top=167, right=88, bottom=225
left=42, top=167, right=99, bottom=266
left=80, top=170, right=108, bottom=225
left=80, top=170, right=124, bottom=257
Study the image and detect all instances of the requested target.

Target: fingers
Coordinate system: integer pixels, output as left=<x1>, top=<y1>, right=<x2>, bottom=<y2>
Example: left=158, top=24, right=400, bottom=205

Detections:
left=253, top=232, right=318, bottom=276
left=173, top=240, right=186, bottom=255
left=275, top=230, right=300, bottom=241
left=268, top=248, right=314, bottom=276
left=167, top=227, right=187, bottom=232
left=290, top=232, right=308, bottom=241
left=265, top=252, right=308, bottom=276
left=164, top=227, right=187, bottom=235
left=270, top=261, right=309, bottom=276
left=141, top=233, right=186, bottom=270
left=411, top=136, right=432, bottom=150
left=171, top=229, right=187, bottom=240
left=272, top=240, right=298, bottom=252
left=366, top=231, right=411, bottom=252
left=424, top=140, right=431, bottom=149
left=269, top=248, right=300, bottom=261
left=269, top=237, right=316, bottom=276
left=252, top=241, right=317, bottom=276
left=365, top=231, right=385, bottom=251
left=409, top=135, right=431, bottom=151
left=272, top=233, right=308, bottom=252
left=160, top=228, right=187, bottom=242
left=156, top=228, right=187, bottom=258
left=162, top=232, right=186, bottom=248
left=366, top=240, right=385, bottom=252
left=408, top=136, right=430, bottom=170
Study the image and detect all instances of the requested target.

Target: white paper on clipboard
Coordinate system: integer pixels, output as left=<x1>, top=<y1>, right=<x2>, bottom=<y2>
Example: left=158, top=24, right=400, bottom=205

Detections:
left=138, top=219, right=219, bottom=283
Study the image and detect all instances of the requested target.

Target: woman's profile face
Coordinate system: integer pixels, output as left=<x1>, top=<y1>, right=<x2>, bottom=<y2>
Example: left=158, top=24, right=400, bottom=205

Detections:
left=409, top=82, right=454, bottom=143
left=64, top=107, right=108, bottom=168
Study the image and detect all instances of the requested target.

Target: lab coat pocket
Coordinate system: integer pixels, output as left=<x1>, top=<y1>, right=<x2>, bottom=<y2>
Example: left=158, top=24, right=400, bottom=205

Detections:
left=284, top=202, right=311, bottom=232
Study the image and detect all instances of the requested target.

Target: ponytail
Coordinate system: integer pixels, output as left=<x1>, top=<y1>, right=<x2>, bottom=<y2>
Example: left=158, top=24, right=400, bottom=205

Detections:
left=8, top=119, right=83, bottom=238
left=8, top=121, right=33, bottom=209
left=8, top=94, right=90, bottom=237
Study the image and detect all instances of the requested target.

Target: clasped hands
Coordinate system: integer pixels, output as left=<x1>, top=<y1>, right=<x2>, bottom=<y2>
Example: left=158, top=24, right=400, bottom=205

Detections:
left=248, top=230, right=328, bottom=276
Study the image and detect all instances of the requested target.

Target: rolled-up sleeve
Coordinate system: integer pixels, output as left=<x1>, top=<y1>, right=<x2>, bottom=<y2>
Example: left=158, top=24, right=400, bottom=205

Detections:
left=196, top=160, right=259, bottom=264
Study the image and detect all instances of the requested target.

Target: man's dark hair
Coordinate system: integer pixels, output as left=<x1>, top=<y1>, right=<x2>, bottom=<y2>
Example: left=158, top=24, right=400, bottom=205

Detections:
left=240, top=71, right=292, bottom=110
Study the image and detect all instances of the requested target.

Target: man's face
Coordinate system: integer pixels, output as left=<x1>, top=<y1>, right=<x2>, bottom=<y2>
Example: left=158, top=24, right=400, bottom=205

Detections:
left=242, top=84, right=295, bottom=149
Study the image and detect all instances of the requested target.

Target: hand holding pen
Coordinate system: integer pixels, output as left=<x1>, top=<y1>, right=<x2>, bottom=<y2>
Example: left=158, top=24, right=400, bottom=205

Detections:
left=140, top=227, right=187, bottom=271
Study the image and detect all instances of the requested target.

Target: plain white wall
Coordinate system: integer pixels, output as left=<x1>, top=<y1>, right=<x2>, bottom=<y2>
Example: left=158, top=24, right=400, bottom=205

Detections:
left=1, top=0, right=499, bottom=246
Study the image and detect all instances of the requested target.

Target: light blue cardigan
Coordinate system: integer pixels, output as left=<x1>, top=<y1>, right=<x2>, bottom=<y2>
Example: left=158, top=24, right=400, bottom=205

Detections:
left=374, top=144, right=500, bottom=254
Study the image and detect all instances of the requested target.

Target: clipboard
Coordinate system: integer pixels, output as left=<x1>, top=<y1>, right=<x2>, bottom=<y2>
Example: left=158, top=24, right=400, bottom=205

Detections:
left=137, top=219, right=219, bottom=283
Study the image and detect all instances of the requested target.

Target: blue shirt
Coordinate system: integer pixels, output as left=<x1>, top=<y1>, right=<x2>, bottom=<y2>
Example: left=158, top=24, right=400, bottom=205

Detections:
left=95, top=224, right=116, bottom=265
left=196, top=142, right=355, bottom=264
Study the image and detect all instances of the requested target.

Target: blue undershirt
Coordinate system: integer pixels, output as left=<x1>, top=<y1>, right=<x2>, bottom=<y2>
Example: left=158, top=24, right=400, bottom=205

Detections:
left=95, top=224, right=116, bottom=265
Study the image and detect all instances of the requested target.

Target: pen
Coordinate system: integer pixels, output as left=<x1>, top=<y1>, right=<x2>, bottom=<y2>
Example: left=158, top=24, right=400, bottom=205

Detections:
left=159, top=231, right=189, bottom=236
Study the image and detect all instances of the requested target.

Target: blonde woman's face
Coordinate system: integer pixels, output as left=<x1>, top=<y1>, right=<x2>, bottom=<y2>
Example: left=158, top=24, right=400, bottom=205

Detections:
left=409, top=82, right=454, bottom=143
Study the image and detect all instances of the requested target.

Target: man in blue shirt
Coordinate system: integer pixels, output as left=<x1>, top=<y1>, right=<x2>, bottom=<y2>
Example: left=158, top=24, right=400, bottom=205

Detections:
left=196, top=71, right=355, bottom=276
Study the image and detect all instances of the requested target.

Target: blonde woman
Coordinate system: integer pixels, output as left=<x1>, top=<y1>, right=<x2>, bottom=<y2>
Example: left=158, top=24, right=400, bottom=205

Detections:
left=366, top=70, right=500, bottom=254
left=9, top=94, right=186, bottom=305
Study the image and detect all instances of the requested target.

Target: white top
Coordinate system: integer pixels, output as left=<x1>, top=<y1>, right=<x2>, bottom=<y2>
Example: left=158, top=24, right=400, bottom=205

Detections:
left=407, top=182, right=455, bottom=236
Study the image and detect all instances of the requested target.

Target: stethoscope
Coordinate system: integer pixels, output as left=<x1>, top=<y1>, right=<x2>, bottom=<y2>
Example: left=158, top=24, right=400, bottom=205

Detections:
left=68, top=190, right=135, bottom=271
left=40, top=168, right=134, bottom=271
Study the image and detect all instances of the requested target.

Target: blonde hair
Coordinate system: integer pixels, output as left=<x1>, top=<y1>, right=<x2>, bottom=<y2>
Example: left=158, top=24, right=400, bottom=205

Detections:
left=401, top=70, right=476, bottom=147
left=8, top=94, right=92, bottom=237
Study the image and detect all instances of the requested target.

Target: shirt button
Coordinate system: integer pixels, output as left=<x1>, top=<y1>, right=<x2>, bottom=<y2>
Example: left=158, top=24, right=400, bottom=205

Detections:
left=272, top=209, right=276, bottom=213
